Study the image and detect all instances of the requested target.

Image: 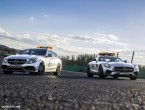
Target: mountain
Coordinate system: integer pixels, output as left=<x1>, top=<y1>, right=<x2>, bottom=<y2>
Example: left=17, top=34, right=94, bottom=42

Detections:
left=0, top=44, right=19, bottom=57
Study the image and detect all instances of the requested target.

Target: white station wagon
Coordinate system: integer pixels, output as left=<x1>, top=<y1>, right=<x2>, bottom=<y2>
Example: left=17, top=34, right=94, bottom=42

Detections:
left=87, top=52, right=139, bottom=80
left=1, top=46, right=62, bottom=75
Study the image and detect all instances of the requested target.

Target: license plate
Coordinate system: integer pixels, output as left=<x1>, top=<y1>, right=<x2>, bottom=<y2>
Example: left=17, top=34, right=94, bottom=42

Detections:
left=10, top=65, right=21, bottom=68
left=120, top=72, right=131, bottom=75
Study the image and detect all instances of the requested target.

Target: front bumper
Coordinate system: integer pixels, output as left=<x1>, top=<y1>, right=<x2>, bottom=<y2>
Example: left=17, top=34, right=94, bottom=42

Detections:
left=1, top=63, right=39, bottom=72
left=105, top=70, right=138, bottom=77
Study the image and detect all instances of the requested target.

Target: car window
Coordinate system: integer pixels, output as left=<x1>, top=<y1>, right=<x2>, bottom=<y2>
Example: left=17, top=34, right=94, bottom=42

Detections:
left=52, top=51, right=58, bottom=57
left=21, top=49, right=47, bottom=56
left=47, top=51, right=52, bottom=57
left=99, top=57, right=123, bottom=62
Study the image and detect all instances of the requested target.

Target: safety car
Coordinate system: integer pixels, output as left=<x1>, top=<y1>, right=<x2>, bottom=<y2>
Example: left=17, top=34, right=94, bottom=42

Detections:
left=1, top=46, right=62, bottom=75
left=87, top=52, right=139, bottom=80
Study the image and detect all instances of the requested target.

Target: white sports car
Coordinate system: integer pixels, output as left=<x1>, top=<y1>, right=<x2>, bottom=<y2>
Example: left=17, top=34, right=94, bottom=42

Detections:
left=1, top=46, right=62, bottom=75
left=87, top=52, right=139, bottom=80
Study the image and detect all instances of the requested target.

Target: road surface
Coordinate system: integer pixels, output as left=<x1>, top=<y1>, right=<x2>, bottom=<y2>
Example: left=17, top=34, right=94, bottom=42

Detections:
left=0, top=71, right=145, bottom=110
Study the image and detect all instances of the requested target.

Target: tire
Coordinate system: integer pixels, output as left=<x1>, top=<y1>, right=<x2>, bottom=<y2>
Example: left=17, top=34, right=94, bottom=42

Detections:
left=130, top=76, right=137, bottom=80
left=98, top=65, right=105, bottom=78
left=3, top=71, right=13, bottom=74
left=35, top=63, right=45, bottom=75
left=53, top=65, right=61, bottom=76
left=87, top=66, right=93, bottom=77
left=113, top=75, right=119, bottom=79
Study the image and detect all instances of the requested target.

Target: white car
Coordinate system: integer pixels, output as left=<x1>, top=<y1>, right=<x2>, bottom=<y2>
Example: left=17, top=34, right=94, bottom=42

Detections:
left=87, top=52, right=139, bottom=80
left=1, top=46, right=62, bottom=75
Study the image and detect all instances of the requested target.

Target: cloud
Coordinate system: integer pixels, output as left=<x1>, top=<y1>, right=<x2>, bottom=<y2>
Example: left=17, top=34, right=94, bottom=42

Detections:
left=29, top=17, right=34, bottom=22
left=0, top=27, right=6, bottom=33
left=44, top=14, right=48, bottom=18
left=66, top=33, right=127, bottom=46
left=56, top=46, right=98, bottom=55
left=0, top=27, right=129, bottom=55
left=0, top=27, right=11, bottom=36
left=16, top=34, right=33, bottom=39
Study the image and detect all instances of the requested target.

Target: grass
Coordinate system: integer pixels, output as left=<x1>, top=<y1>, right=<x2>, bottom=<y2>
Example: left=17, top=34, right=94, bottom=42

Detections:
left=138, top=67, right=145, bottom=79
left=0, top=53, right=8, bottom=57
left=63, top=66, right=87, bottom=73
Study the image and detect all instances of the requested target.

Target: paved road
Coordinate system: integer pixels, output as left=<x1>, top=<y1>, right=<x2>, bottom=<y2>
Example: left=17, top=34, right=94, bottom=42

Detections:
left=0, top=71, right=145, bottom=110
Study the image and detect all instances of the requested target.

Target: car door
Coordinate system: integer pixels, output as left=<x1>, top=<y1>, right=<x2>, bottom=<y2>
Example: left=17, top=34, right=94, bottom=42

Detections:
left=90, top=58, right=99, bottom=74
left=51, top=51, right=59, bottom=69
left=45, top=50, right=54, bottom=72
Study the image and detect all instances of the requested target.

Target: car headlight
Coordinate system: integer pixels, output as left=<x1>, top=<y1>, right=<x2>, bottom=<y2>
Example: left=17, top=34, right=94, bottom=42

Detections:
left=3, top=57, right=8, bottom=63
left=27, top=58, right=38, bottom=64
left=104, top=63, right=111, bottom=68
left=134, top=65, right=139, bottom=71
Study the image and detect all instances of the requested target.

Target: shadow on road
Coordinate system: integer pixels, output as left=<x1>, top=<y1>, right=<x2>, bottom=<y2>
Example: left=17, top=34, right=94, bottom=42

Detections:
left=58, top=75, right=129, bottom=81
left=0, top=71, right=131, bottom=81
left=0, top=71, right=53, bottom=76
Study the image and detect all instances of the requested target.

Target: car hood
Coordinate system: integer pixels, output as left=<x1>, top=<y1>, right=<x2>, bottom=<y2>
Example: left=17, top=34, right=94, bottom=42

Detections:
left=7, top=55, right=44, bottom=60
left=108, top=62, right=134, bottom=68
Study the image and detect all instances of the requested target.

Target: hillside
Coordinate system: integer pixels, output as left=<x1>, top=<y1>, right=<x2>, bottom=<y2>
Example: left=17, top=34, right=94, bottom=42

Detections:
left=0, top=44, right=19, bottom=57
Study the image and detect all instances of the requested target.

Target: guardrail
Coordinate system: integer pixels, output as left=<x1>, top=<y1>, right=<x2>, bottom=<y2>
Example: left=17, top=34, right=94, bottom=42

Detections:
left=117, top=50, right=145, bottom=65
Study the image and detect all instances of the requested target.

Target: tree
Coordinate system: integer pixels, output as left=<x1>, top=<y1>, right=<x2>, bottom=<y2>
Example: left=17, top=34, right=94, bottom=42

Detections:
left=60, top=54, right=97, bottom=67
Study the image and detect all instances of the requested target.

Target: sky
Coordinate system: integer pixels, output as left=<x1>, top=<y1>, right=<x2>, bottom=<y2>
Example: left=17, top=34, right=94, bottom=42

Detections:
left=0, top=0, right=145, bottom=55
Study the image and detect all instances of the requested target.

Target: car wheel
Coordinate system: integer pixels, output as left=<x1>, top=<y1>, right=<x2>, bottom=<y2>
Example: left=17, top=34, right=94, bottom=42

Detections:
left=53, top=65, right=61, bottom=76
left=87, top=66, right=93, bottom=77
left=3, top=71, right=13, bottom=74
left=113, top=74, right=119, bottom=79
left=36, top=63, right=45, bottom=75
left=98, top=65, right=105, bottom=78
left=130, top=76, right=137, bottom=80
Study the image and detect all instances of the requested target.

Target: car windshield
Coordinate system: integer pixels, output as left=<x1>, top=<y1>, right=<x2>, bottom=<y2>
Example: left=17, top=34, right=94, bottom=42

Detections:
left=21, top=49, right=47, bottom=56
left=99, top=56, right=123, bottom=62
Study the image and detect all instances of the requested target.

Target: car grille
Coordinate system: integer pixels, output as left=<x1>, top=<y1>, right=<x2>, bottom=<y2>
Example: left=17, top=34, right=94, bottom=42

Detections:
left=8, top=59, right=27, bottom=65
left=7, top=68, right=25, bottom=71
left=114, top=67, right=134, bottom=72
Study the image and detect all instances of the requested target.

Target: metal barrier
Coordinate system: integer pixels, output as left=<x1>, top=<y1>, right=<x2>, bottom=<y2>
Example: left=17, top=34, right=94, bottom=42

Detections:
left=117, top=50, right=145, bottom=65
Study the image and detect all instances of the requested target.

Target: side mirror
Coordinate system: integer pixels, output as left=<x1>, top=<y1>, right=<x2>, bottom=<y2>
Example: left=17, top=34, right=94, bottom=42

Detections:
left=47, top=54, right=52, bottom=57
left=124, top=60, right=127, bottom=63
left=16, top=53, right=20, bottom=55
left=92, top=59, right=96, bottom=61
left=92, top=59, right=98, bottom=63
